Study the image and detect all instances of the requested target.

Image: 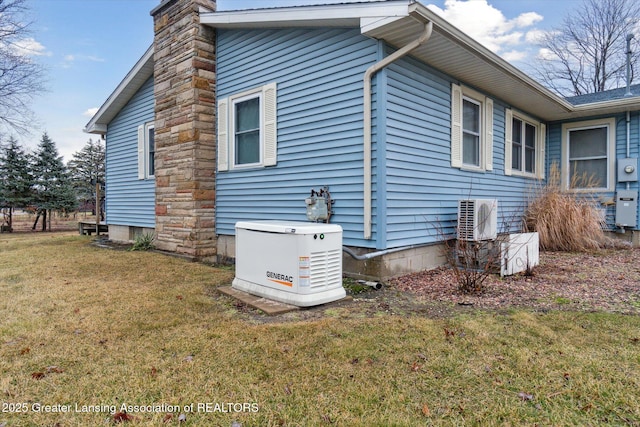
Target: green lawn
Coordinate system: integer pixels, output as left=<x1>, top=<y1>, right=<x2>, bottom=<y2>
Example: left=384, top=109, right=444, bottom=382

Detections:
left=0, top=233, right=638, bottom=426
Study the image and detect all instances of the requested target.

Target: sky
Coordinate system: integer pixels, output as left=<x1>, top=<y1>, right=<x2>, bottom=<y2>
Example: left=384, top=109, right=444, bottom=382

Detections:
left=19, top=0, right=584, bottom=161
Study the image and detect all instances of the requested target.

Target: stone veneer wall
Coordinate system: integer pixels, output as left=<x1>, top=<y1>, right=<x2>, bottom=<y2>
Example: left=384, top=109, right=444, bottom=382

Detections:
left=151, top=0, right=217, bottom=260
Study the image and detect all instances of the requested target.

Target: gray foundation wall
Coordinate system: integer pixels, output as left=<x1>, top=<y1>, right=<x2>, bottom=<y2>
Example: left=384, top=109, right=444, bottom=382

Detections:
left=107, top=224, right=156, bottom=244
left=216, top=235, right=446, bottom=281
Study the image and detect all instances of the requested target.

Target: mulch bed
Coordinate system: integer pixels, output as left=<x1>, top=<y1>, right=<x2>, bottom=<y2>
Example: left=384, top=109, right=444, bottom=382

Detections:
left=390, top=249, right=640, bottom=315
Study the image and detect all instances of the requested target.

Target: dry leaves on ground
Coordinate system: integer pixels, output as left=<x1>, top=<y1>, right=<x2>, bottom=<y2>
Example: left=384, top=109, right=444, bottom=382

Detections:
left=390, top=249, right=640, bottom=315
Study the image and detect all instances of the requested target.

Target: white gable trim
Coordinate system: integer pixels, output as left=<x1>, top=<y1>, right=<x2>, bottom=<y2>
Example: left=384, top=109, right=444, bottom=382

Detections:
left=84, top=46, right=154, bottom=135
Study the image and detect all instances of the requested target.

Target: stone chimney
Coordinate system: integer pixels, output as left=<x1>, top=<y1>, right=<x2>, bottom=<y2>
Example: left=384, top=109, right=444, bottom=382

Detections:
left=151, top=0, right=217, bottom=260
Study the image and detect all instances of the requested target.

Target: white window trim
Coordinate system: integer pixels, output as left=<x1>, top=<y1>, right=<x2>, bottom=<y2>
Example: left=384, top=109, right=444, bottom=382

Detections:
left=137, top=121, right=155, bottom=180
left=230, top=91, right=263, bottom=169
left=217, top=82, right=277, bottom=171
left=451, top=83, right=493, bottom=172
left=505, top=109, right=546, bottom=179
left=561, top=117, right=616, bottom=192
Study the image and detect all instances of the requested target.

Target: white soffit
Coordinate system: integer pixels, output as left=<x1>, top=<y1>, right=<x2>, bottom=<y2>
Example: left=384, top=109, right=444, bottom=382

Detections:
left=363, top=3, right=575, bottom=121
left=92, top=0, right=640, bottom=135
left=200, top=1, right=410, bottom=29
left=203, top=1, right=574, bottom=121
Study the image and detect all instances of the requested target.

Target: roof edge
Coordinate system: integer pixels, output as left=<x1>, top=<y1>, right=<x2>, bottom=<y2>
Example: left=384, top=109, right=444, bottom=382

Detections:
left=200, top=0, right=410, bottom=28
left=572, top=96, right=640, bottom=113
left=84, top=45, right=154, bottom=134
left=407, top=2, right=575, bottom=115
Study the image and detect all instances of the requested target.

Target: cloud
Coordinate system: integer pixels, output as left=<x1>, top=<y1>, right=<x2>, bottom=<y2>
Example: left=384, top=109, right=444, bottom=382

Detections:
left=61, top=54, right=105, bottom=69
left=515, top=12, right=543, bottom=28
left=83, top=107, right=99, bottom=118
left=10, top=37, right=50, bottom=57
left=525, top=29, right=546, bottom=44
left=427, top=0, right=543, bottom=60
left=86, top=55, right=105, bottom=62
left=502, top=50, right=527, bottom=62
left=537, top=47, right=558, bottom=61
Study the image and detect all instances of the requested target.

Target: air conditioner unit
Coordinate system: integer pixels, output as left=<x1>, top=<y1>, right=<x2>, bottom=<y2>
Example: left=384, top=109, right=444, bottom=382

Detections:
left=457, top=199, right=498, bottom=241
left=232, top=220, right=346, bottom=307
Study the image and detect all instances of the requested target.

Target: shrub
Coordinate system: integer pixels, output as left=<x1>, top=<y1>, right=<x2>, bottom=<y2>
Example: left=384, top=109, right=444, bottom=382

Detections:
left=436, top=203, right=508, bottom=295
left=129, top=232, right=155, bottom=251
left=524, top=163, right=614, bottom=251
left=445, top=238, right=500, bottom=294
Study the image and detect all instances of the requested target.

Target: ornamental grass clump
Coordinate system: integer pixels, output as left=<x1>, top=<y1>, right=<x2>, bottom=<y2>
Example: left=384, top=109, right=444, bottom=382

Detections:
left=129, top=232, right=156, bottom=251
left=525, top=163, right=615, bottom=251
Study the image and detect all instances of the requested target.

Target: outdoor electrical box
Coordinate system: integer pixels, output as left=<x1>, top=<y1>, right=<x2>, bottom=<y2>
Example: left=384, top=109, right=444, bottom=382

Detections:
left=617, top=158, right=638, bottom=182
left=615, top=190, right=638, bottom=228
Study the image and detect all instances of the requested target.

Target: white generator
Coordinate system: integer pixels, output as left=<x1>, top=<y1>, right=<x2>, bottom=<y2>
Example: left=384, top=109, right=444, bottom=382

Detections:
left=232, top=220, right=345, bottom=307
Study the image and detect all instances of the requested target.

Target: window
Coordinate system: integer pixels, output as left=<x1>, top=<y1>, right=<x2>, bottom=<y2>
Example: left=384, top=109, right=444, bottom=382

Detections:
left=451, top=84, right=494, bottom=171
left=505, top=110, right=545, bottom=178
left=462, top=98, right=481, bottom=167
left=137, top=122, right=154, bottom=180
left=233, top=94, right=261, bottom=166
left=561, top=118, right=615, bottom=191
left=569, top=127, right=607, bottom=187
left=147, top=125, right=155, bottom=177
left=217, top=82, right=277, bottom=171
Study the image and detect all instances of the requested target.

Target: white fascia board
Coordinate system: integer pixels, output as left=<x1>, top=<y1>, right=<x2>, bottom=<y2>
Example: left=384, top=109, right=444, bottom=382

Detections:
left=84, top=45, right=154, bottom=134
left=201, top=1, right=410, bottom=28
left=360, top=16, right=408, bottom=34
left=570, top=97, right=640, bottom=116
left=407, top=2, right=574, bottom=112
left=86, top=124, right=107, bottom=135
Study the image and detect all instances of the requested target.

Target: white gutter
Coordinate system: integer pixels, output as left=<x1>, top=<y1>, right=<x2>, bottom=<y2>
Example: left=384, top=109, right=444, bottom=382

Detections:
left=362, top=21, right=433, bottom=239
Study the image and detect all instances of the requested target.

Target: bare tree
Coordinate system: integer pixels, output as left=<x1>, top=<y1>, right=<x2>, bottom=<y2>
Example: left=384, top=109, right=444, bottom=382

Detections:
left=0, top=0, right=46, bottom=134
left=534, top=0, right=640, bottom=96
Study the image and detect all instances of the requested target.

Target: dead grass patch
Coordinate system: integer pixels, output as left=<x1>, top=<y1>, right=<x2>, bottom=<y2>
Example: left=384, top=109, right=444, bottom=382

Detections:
left=1, top=233, right=639, bottom=426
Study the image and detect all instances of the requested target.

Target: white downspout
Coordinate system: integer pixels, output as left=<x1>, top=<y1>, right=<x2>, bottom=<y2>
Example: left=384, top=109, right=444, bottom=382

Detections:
left=362, top=21, right=433, bottom=239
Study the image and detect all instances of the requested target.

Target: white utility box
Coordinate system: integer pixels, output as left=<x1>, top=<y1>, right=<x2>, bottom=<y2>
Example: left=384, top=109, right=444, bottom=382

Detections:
left=232, top=221, right=345, bottom=307
left=500, top=232, right=540, bottom=277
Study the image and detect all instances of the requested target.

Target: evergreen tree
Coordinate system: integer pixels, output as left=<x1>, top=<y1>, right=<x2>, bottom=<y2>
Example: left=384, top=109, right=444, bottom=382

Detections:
left=67, top=138, right=105, bottom=216
left=0, top=136, right=32, bottom=231
left=31, top=132, right=77, bottom=231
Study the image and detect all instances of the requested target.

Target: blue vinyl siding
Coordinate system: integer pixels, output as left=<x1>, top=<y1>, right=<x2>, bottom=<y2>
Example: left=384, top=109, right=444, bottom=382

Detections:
left=547, top=112, right=640, bottom=230
left=216, top=28, right=556, bottom=249
left=105, top=76, right=155, bottom=228
left=216, top=28, right=378, bottom=247
left=623, top=112, right=640, bottom=229
left=383, top=51, right=542, bottom=247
